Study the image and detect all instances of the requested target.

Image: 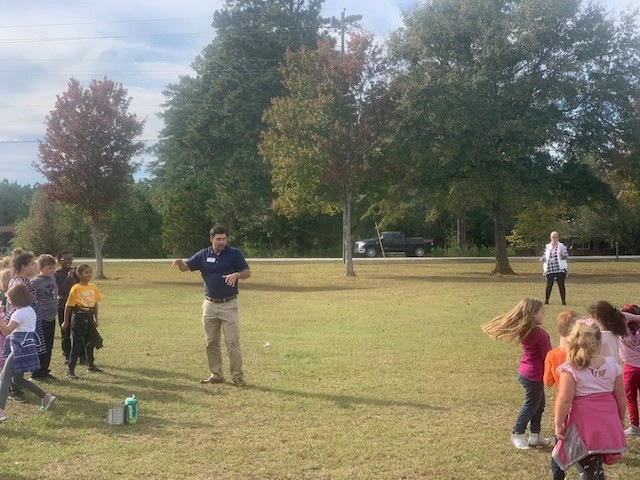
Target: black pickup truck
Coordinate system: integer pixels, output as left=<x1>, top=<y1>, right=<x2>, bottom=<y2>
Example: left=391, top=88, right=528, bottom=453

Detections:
left=354, top=231, right=434, bottom=257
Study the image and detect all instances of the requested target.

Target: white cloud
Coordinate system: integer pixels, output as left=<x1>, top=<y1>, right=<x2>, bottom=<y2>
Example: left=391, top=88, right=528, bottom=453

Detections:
left=0, top=0, right=636, bottom=184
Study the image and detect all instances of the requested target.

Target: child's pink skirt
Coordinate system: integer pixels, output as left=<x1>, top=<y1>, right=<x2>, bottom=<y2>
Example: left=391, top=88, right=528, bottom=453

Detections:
left=553, top=392, right=626, bottom=470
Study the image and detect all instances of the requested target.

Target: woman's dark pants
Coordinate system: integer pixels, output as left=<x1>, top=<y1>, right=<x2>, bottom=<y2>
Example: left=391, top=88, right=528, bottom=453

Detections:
left=545, top=273, right=566, bottom=304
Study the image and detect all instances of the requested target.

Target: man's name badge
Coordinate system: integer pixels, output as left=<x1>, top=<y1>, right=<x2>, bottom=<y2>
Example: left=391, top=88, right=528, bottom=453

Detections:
left=206, top=257, right=216, bottom=263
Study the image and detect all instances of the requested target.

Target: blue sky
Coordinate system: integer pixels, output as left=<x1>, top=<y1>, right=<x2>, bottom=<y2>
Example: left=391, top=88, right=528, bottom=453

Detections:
left=0, top=0, right=636, bottom=185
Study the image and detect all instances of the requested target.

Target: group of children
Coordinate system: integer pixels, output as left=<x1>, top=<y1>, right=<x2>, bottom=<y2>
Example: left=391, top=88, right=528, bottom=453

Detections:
left=483, top=299, right=640, bottom=479
left=0, top=249, right=103, bottom=422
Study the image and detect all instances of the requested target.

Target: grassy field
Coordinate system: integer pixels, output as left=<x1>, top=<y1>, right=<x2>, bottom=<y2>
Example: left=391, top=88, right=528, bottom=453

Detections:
left=1, top=259, right=639, bottom=479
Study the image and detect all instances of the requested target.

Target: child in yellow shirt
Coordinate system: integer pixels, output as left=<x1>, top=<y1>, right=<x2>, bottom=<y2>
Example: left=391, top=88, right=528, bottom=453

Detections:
left=62, top=264, right=102, bottom=379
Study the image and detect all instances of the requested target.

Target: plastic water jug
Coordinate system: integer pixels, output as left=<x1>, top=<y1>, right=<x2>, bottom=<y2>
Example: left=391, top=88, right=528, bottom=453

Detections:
left=125, top=395, right=138, bottom=424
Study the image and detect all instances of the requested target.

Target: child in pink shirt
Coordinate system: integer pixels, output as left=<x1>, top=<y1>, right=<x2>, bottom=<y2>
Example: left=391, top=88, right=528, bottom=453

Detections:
left=553, top=321, right=626, bottom=478
left=620, top=304, right=640, bottom=436
left=483, top=298, right=552, bottom=450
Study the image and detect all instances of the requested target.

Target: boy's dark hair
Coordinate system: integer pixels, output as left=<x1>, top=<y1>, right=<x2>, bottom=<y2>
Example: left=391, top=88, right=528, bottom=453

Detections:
left=37, top=254, right=57, bottom=269
left=11, top=249, right=35, bottom=277
left=72, top=264, right=92, bottom=282
left=589, top=301, right=626, bottom=336
left=7, top=282, right=33, bottom=308
left=56, top=251, right=71, bottom=261
left=209, top=226, right=228, bottom=237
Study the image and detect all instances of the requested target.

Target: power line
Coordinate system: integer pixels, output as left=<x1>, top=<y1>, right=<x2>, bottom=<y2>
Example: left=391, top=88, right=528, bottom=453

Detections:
left=0, top=16, right=212, bottom=29
left=0, top=57, right=283, bottom=62
left=0, top=32, right=208, bottom=44
left=0, top=26, right=325, bottom=44
left=0, top=58, right=199, bottom=62
left=0, top=72, right=194, bottom=77
left=0, top=102, right=271, bottom=108
left=0, top=138, right=159, bottom=144
left=0, top=9, right=343, bottom=29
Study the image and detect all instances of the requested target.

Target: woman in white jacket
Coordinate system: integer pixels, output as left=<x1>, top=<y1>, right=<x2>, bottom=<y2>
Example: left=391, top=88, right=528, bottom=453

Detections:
left=541, top=231, right=568, bottom=305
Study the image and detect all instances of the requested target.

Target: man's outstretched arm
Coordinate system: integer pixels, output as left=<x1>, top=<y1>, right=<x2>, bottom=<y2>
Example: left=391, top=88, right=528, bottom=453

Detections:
left=172, top=259, right=190, bottom=272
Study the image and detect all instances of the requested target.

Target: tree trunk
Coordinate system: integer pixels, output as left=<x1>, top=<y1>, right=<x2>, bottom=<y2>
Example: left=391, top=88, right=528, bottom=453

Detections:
left=491, top=203, right=515, bottom=275
left=342, top=183, right=356, bottom=277
left=91, top=217, right=107, bottom=279
left=457, top=217, right=467, bottom=251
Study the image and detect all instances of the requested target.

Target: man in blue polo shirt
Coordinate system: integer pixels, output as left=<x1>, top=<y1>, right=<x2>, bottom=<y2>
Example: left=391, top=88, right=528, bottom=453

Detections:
left=172, top=226, right=251, bottom=387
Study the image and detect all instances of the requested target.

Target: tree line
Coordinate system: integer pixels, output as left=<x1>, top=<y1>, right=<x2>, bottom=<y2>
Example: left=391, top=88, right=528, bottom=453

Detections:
left=7, top=0, right=640, bottom=276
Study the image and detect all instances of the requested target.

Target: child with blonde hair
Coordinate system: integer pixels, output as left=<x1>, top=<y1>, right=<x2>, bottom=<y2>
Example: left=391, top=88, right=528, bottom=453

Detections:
left=544, top=310, right=579, bottom=480
left=0, top=268, right=11, bottom=298
left=0, top=268, right=12, bottom=370
left=483, top=298, right=552, bottom=449
left=553, top=322, right=626, bottom=479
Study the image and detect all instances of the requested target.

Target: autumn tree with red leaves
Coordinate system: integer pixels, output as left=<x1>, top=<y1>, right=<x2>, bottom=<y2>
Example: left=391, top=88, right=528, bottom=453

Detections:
left=260, top=33, right=388, bottom=276
left=35, top=77, right=145, bottom=278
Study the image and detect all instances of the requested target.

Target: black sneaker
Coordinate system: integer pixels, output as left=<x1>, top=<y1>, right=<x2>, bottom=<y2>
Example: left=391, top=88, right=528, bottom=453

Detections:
left=45, top=373, right=57, bottom=381
left=8, top=391, right=27, bottom=403
left=66, top=372, right=79, bottom=380
left=87, top=366, right=103, bottom=372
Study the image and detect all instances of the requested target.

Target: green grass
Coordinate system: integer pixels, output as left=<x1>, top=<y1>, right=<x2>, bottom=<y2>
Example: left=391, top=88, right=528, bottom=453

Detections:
left=1, top=260, right=640, bottom=479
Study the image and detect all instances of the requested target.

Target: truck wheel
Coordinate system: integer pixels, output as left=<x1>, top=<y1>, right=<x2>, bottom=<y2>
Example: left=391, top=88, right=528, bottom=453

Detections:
left=413, top=246, right=425, bottom=257
left=365, top=247, right=377, bottom=258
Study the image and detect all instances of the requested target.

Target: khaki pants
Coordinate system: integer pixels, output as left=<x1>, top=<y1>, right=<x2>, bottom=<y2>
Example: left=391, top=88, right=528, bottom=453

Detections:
left=201, top=298, right=243, bottom=380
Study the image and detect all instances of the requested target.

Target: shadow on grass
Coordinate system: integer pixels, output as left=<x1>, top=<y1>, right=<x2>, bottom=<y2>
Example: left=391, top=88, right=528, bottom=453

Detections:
left=366, top=274, right=532, bottom=283
left=249, top=384, right=446, bottom=411
left=107, top=365, right=202, bottom=383
left=620, top=454, right=640, bottom=468
left=0, top=471, right=32, bottom=480
left=377, top=272, right=640, bottom=285
left=243, top=282, right=370, bottom=293
left=149, top=280, right=369, bottom=293
left=571, top=273, right=640, bottom=284
left=145, top=280, right=202, bottom=287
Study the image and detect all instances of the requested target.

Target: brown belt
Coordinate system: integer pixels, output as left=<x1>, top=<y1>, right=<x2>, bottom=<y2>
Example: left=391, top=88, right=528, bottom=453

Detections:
left=205, top=295, right=237, bottom=304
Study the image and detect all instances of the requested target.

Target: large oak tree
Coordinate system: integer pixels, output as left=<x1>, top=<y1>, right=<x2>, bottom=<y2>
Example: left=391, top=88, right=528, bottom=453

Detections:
left=389, top=0, right=640, bottom=274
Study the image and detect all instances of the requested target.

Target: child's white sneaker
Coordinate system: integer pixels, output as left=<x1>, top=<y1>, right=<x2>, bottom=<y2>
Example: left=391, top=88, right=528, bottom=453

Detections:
left=625, top=424, right=640, bottom=436
left=511, top=433, right=530, bottom=449
left=528, top=432, right=551, bottom=447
